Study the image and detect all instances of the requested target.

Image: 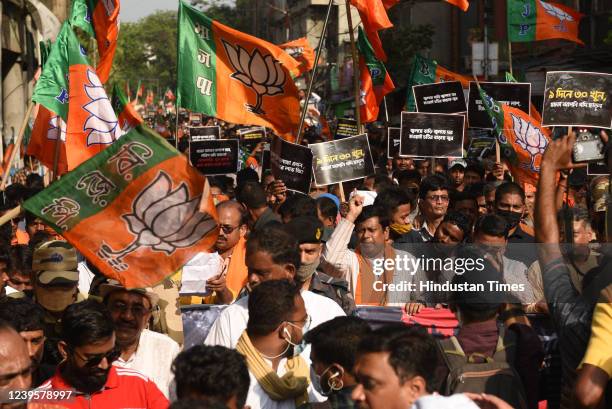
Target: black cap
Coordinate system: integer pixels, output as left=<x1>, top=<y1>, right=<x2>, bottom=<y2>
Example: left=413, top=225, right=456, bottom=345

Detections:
left=284, top=216, right=324, bottom=244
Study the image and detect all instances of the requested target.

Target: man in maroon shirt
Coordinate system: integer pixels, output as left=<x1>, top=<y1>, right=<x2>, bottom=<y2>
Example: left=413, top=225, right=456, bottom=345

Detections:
left=38, top=300, right=168, bottom=409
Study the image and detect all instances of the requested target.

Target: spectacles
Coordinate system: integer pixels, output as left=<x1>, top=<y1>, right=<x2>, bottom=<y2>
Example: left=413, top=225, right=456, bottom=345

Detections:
left=72, top=347, right=121, bottom=367
left=109, top=301, right=152, bottom=317
left=287, top=314, right=312, bottom=332
left=220, top=224, right=240, bottom=234
left=426, top=194, right=449, bottom=203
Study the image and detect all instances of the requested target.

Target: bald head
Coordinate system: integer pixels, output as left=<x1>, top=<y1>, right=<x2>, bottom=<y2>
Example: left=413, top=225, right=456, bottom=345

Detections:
left=0, top=322, right=32, bottom=403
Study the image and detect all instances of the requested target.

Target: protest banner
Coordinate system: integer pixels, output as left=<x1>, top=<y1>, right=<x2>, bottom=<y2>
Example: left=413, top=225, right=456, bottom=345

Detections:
left=587, top=161, right=609, bottom=176
left=541, top=71, right=612, bottom=128
left=387, top=127, right=401, bottom=159
left=239, top=126, right=266, bottom=154
left=468, top=81, right=531, bottom=129
left=189, top=139, right=239, bottom=175
left=189, top=126, right=220, bottom=142
left=400, top=112, right=465, bottom=158
left=270, top=135, right=313, bottom=194
left=334, top=117, right=359, bottom=140
left=310, top=134, right=375, bottom=186
left=413, top=81, right=467, bottom=114
left=467, top=137, right=497, bottom=159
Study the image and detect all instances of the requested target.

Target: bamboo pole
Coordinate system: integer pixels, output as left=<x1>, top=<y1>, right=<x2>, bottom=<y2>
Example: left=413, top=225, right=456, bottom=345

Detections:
left=295, top=0, right=335, bottom=144
left=345, top=0, right=362, bottom=133
left=508, top=41, right=513, bottom=76
left=1, top=102, right=34, bottom=190
left=0, top=205, right=22, bottom=227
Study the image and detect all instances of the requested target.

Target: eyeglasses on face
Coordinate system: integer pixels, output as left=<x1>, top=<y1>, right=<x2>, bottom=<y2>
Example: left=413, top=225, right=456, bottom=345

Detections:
left=71, top=346, right=121, bottom=367
left=425, top=194, right=449, bottom=203
left=219, top=224, right=241, bottom=234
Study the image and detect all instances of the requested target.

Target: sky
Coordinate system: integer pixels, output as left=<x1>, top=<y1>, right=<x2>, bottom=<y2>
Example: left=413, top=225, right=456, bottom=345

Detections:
left=121, top=0, right=234, bottom=22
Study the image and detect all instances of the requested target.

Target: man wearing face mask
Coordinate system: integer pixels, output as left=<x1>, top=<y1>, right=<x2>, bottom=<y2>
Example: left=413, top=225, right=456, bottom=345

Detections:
left=236, top=279, right=316, bottom=409
left=493, top=182, right=537, bottom=266
left=30, top=241, right=86, bottom=367
left=284, top=216, right=354, bottom=314
left=205, top=224, right=345, bottom=349
left=303, top=316, right=371, bottom=408
left=39, top=300, right=168, bottom=408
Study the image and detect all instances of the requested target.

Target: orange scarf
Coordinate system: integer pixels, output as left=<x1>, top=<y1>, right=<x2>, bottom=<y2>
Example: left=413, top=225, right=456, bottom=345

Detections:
left=225, top=236, right=248, bottom=298
left=355, top=245, right=395, bottom=306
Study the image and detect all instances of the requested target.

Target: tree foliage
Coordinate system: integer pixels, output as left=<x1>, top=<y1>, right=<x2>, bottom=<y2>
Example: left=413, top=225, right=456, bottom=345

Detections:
left=110, top=10, right=178, bottom=94
left=381, top=23, right=435, bottom=86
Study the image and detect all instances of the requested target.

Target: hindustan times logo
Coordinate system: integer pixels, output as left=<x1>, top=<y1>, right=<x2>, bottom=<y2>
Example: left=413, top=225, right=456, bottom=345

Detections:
left=372, top=255, right=485, bottom=276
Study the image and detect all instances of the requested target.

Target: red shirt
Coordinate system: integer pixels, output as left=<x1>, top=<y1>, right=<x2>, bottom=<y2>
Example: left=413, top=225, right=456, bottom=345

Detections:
left=38, top=366, right=168, bottom=409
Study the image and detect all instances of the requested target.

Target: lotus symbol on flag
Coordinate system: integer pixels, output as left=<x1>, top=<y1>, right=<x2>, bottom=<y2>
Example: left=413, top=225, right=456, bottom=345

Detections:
left=540, top=0, right=573, bottom=31
left=98, top=171, right=217, bottom=271
left=83, top=69, right=122, bottom=146
left=511, top=113, right=548, bottom=171
left=222, top=40, right=286, bottom=115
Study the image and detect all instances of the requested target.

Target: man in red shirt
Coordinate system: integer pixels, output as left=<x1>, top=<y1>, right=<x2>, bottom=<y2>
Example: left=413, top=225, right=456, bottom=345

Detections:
left=38, top=300, right=167, bottom=409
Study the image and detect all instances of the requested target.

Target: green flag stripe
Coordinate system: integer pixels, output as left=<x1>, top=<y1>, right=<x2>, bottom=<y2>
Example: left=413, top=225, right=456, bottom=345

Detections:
left=477, top=86, right=518, bottom=164
left=177, top=0, right=217, bottom=115
left=112, top=84, right=128, bottom=116
left=507, top=0, right=537, bottom=42
left=23, top=128, right=179, bottom=232
left=406, top=54, right=437, bottom=111
left=70, top=0, right=95, bottom=37
left=357, top=27, right=388, bottom=87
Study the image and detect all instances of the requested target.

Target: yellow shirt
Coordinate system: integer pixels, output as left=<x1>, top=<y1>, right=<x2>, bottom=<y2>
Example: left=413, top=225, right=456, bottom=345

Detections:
left=580, top=287, right=612, bottom=377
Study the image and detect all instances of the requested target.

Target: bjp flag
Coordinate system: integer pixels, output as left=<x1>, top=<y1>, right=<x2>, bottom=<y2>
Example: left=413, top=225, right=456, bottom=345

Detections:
left=279, top=38, right=316, bottom=77
left=23, top=127, right=219, bottom=289
left=177, top=1, right=301, bottom=139
left=507, top=0, right=584, bottom=45
left=69, top=0, right=120, bottom=83
left=112, top=84, right=144, bottom=134
left=358, top=27, right=394, bottom=123
left=26, top=106, right=68, bottom=175
left=478, top=85, right=552, bottom=188
left=445, top=0, right=470, bottom=11
left=350, top=0, right=394, bottom=61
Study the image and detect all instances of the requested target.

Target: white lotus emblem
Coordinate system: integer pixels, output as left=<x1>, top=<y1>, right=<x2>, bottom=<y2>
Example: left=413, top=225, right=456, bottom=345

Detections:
left=83, top=69, right=123, bottom=146
left=98, top=171, right=218, bottom=271
left=540, top=0, right=573, bottom=31
left=511, top=113, right=548, bottom=171
left=222, top=40, right=286, bottom=115
left=47, top=116, right=66, bottom=142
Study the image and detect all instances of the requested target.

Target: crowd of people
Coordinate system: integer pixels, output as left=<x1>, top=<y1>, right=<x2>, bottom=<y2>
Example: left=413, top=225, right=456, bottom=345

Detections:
left=0, top=122, right=610, bottom=409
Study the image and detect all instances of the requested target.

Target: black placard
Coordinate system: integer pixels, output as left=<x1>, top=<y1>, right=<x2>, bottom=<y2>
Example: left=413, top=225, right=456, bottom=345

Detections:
left=310, top=134, right=375, bottom=186
left=467, top=137, right=497, bottom=159
left=189, top=139, right=239, bottom=175
left=400, top=112, right=465, bottom=158
left=387, top=127, right=401, bottom=159
left=542, top=71, right=612, bottom=129
left=587, top=161, right=609, bottom=176
left=270, top=136, right=313, bottom=194
left=189, top=126, right=220, bottom=142
left=468, top=82, right=531, bottom=129
left=334, top=117, right=359, bottom=140
left=413, top=81, right=467, bottom=114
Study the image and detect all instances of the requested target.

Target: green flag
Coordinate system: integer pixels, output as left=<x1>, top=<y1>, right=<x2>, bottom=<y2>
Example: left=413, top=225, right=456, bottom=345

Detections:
left=70, top=0, right=95, bottom=37
left=405, top=55, right=437, bottom=111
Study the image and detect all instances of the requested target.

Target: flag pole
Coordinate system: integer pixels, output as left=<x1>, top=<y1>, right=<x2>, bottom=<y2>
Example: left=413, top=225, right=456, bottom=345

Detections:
left=52, top=127, right=62, bottom=180
left=345, top=0, right=362, bottom=133
left=508, top=41, right=513, bottom=76
left=473, top=74, right=501, bottom=164
left=383, top=96, right=389, bottom=123
left=0, top=102, right=34, bottom=191
left=296, top=0, right=334, bottom=144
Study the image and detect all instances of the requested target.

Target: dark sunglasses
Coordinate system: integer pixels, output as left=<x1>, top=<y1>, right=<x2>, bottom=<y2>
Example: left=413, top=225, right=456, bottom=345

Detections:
left=220, top=224, right=240, bottom=234
left=72, top=346, right=121, bottom=367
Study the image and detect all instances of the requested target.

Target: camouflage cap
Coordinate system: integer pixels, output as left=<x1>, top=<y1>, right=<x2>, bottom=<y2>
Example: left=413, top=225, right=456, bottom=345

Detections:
left=32, top=240, right=79, bottom=285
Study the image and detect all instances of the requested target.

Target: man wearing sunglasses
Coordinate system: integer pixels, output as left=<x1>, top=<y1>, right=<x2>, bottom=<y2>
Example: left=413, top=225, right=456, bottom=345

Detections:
left=39, top=300, right=168, bottom=408
left=99, top=280, right=180, bottom=398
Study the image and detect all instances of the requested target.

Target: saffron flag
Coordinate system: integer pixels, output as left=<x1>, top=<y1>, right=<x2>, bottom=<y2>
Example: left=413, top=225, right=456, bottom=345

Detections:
left=478, top=85, right=551, bottom=188
left=358, top=27, right=395, bottom=123
left=505, top=71, right=551, bottom=138
left=279, top=38, right=316, bottom=77
left=112, top=84, right=144, bottom=133
left=507, top=0, right=584, bottom=45
left=26, top=106, right=68, bottom=175
left=23, top=127, right=219, bottom=289
left=406, top=54, right=471, bottom=111
left=350, top=0, right=394, bottom=61
left=164, top=88, right=176, bottom=101
left=445, top=0, right=470, bottom=12
left=177, top=1, right=301, bottom=138
left=33, top=23, right=122, bottom=171
left=69, top=0, right=120, bottom=83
